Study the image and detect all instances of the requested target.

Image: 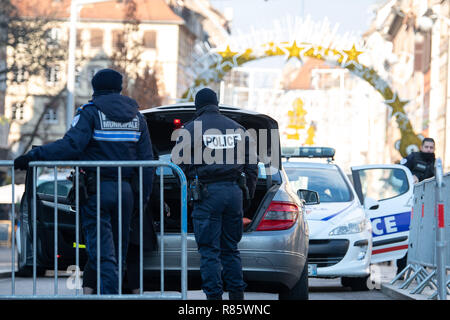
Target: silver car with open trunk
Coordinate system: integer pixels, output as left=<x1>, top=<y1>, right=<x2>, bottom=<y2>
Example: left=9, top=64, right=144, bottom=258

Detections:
left=17, top=103, right=309, bottom=299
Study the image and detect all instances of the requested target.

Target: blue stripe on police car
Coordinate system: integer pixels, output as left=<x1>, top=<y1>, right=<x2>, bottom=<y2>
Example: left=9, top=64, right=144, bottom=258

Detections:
left=370, top=211, right=410, bottom=237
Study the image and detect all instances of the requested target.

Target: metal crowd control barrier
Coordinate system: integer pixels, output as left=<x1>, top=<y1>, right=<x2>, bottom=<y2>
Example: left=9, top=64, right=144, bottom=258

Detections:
left=390, top=158, right=449, bottom=300
left=0, top=160, right=188, bottom=300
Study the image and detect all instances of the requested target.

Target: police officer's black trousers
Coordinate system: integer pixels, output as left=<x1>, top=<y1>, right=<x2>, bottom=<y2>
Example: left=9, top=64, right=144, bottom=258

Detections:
left=80, top=181, right=133, bottom=294
left=192, top=181, right=247, bottom=299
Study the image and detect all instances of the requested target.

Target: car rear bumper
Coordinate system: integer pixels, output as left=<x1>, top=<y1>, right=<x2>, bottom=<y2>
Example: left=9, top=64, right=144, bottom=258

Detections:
left=142, top=250, right=306, bottom=292
left=142, top=229, right=308, bottom=290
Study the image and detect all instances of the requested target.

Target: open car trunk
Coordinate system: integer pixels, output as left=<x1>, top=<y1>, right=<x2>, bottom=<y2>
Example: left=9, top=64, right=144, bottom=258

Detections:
left=143, top=105, right=282, bottom=233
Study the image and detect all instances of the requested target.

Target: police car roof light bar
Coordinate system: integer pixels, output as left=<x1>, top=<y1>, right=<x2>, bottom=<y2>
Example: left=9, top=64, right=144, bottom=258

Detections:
left=281, top=146, right=335, bottom=162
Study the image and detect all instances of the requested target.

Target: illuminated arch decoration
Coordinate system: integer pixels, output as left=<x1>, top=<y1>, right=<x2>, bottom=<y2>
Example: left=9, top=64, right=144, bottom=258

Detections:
left=181, top=22, right=421, bottom=158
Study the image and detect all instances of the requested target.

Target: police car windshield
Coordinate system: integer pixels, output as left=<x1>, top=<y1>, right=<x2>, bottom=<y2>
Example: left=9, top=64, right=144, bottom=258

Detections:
left=284, top=167, right=352, bottom=203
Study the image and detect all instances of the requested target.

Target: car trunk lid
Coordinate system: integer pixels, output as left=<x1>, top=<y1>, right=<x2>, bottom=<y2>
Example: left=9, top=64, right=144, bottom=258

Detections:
left=142, top=104, right=281, bottom=170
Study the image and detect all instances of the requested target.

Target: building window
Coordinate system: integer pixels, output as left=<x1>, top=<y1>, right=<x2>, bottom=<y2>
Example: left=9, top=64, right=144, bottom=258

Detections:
left=415, top=31, right=432, bottom=73
left=46, top=27, right=61, bottom=45
left=76, top=29, right=84, bottom=47
left=43, top=108, right=58, bottom=124
left=90, top=29, right=104, bottom=48
left=46, top=65, right=60, bottom=85
left=112, top=30, right=124, bottom=49
left=11, top=103, right=24, bottom=121
left=143, top=31, right=157, bottom=49
left=422, top=31, right=432, bottom=73
left=414, top=38, right=423, bottom=72
left=12, top=67, right=27, bottom=83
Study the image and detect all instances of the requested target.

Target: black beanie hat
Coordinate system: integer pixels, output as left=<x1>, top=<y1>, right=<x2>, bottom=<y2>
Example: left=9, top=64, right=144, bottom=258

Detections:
left=194, top=88, right=218, bottom=110
left=91, top=68, right=122, bottom=95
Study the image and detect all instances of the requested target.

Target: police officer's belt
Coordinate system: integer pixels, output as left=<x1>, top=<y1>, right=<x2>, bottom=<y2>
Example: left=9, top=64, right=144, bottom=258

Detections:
left=86, top=172, right=132, bottom=183
left=196, top=174, right=239, bottom=184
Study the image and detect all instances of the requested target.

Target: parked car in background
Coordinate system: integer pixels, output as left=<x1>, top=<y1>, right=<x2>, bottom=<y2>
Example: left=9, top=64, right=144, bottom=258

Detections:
left=16, top=167, right=75, bottom=276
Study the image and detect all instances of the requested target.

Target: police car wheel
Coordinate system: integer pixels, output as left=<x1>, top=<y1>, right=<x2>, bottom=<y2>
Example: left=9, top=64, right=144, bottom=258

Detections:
left=278, top=259, right=309, bottom=300
left=341, top=276, right=369, bottom=291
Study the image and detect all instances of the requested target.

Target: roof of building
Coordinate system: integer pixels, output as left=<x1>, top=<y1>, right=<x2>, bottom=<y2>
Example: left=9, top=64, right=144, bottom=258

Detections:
left=12, top=0, right=184, bottom=24
left=285, top=58, right=337, bottom=90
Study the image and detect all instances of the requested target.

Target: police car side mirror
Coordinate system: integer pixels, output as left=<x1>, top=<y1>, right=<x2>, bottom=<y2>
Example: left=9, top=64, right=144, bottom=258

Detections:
left=297, top=189, right=320, bottom=205
left=364, top=197, right=379, bottom=210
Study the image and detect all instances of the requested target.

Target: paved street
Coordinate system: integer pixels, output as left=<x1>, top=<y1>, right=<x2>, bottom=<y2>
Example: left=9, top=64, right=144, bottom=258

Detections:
left=0, top=246, right=393, bottom=300
left=0, top=277, right=392, bottom=300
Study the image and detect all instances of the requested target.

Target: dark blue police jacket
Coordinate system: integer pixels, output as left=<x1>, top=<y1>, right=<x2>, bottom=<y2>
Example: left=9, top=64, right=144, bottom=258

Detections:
left=28, top=93, right=154, bottom=201
left=175, top=104, right=258, bottom=198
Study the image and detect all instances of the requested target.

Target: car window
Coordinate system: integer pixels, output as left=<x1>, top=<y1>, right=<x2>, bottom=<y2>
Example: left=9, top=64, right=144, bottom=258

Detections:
left=37, top=180, right=72, bottom=197
left=357, top=168, right=409, bottom=201
left=284, top=167, right=353, bottom=202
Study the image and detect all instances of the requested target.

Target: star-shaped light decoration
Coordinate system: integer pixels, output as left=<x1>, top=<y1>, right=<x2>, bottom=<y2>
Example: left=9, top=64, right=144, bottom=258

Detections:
left=284, top=41, right=304, bottom=61
left=218, top=45, right=238, bottom=60
left=330, top=48, right=344, bottom=64
left=238, top=48, right=255, bottom=63
left=343, top=44, right=363, bottom=65
left=304, top=45, right=326, bottom=60
left=385, top=94, right=409, bottom=115
left=302, top=47, right=316, bottom=58
left=323, top=47, right=332, bottom=56
left=264, top=42, right=285, bottom=56
left=314, top=46, right=325, bottom=60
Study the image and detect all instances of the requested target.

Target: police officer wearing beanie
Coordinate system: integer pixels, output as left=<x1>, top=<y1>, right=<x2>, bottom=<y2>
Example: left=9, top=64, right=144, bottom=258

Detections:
left=14, top=68, right=154, bottom=294
left=172, top=88, right=258, bottom=300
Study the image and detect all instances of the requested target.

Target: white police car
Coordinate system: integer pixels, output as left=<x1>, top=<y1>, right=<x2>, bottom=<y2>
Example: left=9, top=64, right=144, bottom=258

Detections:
left=283, top=147, right=415, bottom=290
left=283, top=147, right=373, bottom=290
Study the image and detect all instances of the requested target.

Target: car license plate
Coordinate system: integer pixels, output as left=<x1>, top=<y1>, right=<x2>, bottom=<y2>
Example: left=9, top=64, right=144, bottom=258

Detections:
left=308, top=264, right=317, bottom=276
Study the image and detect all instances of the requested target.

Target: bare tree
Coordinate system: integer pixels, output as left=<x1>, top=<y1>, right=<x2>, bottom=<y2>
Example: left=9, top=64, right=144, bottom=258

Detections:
left=109, top=0, right=163, bottom=109
left=1, top=0, right=67, bottom=83
left=3, top=0, right=163, bottom=159
left=132, top=65, right=163, bottom=109
left=1, top=0, right=67, bottom=157
left=9, top=85, right=67, bottom=153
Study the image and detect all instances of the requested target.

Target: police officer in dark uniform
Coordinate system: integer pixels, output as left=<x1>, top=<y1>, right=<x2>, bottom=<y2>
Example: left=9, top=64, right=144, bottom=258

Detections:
left=14, top=69, right=154, bottom=294
left=172, top=88, right=258, bottom=300
left=401, top=137, right=436, bottom=183
left=397, top=137, right=436, bottom=275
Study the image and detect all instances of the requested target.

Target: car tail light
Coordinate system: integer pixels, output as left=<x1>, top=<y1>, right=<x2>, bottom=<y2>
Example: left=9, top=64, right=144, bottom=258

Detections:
left=256, top=201, right=299, bottom=231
